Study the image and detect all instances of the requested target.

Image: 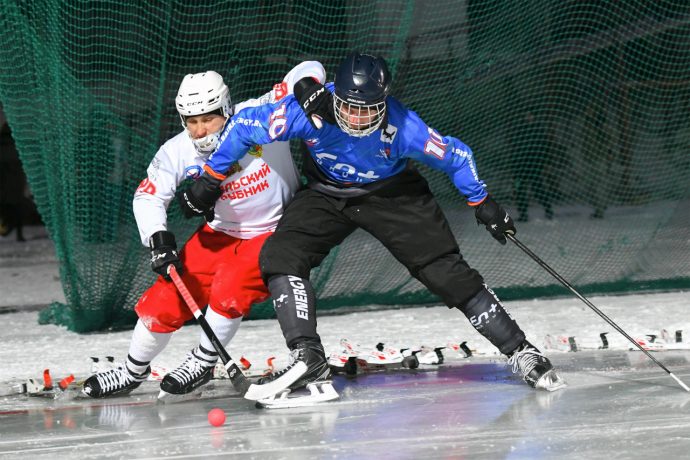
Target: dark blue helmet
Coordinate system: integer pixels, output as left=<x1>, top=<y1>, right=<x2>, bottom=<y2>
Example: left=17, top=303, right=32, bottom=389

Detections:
left=333, top=52, right=391, bottom=136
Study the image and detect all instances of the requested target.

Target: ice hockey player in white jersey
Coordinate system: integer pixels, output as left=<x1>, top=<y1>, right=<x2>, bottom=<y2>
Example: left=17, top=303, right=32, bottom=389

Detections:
left=81, top=61, right=326, bottom=399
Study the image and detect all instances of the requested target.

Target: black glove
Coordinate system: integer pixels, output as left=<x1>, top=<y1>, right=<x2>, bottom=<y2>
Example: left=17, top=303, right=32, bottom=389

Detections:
left=177, top=173, right=223, bottom=222
left=293, top=77, right=336, bottom=129
left=149, top=230, right=183, bottom=280
left=475, top=194, right=516, bottom=245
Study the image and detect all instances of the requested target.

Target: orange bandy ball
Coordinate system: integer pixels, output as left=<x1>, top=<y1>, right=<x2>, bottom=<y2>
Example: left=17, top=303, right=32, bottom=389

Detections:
left=208, top=408, right=226, bottom=427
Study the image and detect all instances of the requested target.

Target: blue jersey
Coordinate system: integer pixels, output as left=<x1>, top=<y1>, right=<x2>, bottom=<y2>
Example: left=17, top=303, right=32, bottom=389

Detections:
left=207, top=83, right=487, bottom=204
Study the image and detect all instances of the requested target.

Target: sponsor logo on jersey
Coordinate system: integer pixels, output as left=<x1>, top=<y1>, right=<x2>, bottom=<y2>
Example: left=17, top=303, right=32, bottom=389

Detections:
left=136, top=178, right=156, bottom=195
left=273, top=82, right=288, bottom=101
left=380, top=124, right=398, bottom=143
left=453, top=147, right=480, bottom=181
left=314, top=152, right=381, bottom=182
left=234, top=117, right=262, bottom=127
left=184, top=165, right=203, bottom=180
left=218, top=119, right=233, bottom=145
left=305, top=138, right=318, bottom=147
left=248, top=145, right=263, bottom=158
left=219, top=162, right=271, bottom=200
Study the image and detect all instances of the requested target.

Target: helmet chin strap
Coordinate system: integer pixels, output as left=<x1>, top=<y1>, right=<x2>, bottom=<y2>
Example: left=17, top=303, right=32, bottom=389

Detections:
left=188, top=129, right=222, bottom=157
left=186, top=115, right=230, bottom=157
left=190, top=132, right=219, bottom=156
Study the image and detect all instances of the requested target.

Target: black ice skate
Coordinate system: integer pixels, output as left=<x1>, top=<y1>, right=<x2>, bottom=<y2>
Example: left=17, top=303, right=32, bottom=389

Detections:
left=507, top=341, right=566, bottom=391
left=249, top=342, right=338, bottom=408
left=158, top=348, right=214, bottom=400
left=82, top=364, right=150, bottom=398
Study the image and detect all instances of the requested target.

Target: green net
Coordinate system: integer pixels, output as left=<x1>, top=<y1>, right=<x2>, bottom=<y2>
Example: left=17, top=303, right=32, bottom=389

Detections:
left=0, top=1, right=688, bottom=332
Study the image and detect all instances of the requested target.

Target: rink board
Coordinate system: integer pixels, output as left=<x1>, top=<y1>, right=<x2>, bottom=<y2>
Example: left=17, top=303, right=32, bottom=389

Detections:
left=1, top=350, right=689, bottom=459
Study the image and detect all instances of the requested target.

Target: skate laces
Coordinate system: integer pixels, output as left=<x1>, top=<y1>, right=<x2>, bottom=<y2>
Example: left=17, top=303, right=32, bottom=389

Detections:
left=95, top=365, right=139, bottom=393
left=270, top=348, right=301, bottom=378
left=168, top=352, right=210, bottom=385
left=260, top=348, right=308, bottom=383
left=508, top=346, right=545, bottom=377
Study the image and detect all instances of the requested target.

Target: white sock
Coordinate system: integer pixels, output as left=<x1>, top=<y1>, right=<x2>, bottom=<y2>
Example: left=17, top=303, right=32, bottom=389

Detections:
left=126, top=319, right=172, bottom=375
left=197, top=306, right=242, bottom=362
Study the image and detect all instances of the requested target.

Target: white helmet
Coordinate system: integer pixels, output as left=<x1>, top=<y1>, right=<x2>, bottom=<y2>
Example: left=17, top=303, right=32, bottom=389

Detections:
left=175, top=71, right=233, bottom=155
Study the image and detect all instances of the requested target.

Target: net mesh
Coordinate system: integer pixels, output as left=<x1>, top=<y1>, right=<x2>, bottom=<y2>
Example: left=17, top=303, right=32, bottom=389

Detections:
left=0, top=1, right=688, bottom=332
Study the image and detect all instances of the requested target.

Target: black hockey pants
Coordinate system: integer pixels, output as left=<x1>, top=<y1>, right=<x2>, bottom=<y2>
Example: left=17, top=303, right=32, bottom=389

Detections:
left=259, top=170, right=524, bottom=353
left=261, top=172, right=483, bottom=304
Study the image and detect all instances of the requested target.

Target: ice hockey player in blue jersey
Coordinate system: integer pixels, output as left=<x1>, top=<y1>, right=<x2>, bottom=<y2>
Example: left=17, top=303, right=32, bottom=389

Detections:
left=179, top=52, right=566, bottom=405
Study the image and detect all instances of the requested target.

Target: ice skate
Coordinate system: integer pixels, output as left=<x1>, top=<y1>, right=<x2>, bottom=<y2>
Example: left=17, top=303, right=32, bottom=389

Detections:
left=257, top=380, right=339, bottom=409
left=82, top=364, right=150, bottom=398
left=328, top=338, right=362, bottom=374
left=508, top=341, right=566, bottom=391
left=248, top=342, right=338, bottom=407
left=158, top=348, right=214, bottom=401
left=357, top=343, right=419, bottom=371
left=413, top=346, right=445, bottom=365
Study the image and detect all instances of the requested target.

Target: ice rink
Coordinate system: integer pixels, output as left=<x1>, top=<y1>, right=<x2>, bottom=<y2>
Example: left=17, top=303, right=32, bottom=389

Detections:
left=1, top=227, right=690, bottom=459
left=1, top=350, right=690, bottom=459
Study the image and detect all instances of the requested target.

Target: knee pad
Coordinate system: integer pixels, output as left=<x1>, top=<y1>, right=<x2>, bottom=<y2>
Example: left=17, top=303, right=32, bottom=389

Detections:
left=260, top=234, right=317, bottom=284
left=415, top=253, right=484, bottom=307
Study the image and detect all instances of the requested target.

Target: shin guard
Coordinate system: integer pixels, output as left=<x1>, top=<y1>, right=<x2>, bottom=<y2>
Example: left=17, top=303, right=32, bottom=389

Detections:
left=458, top=285, right=525, bottom=355
left=267, top=275, right=321, bottom=348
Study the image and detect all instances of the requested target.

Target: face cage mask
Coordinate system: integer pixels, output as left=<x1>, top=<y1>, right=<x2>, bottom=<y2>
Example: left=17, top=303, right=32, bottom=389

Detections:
left=180, top=114, right=228, bottom=158
left=333, top=94, right=386, bottom=137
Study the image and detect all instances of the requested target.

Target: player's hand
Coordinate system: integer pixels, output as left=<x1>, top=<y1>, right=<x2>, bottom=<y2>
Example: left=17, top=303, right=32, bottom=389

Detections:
left=149, top=230, right=183, bottom=280
left=177, top=173, right=223, bottom=222
left=475, top=194, right=516, bottom=245
left=293, top=77, right=335, bottom=129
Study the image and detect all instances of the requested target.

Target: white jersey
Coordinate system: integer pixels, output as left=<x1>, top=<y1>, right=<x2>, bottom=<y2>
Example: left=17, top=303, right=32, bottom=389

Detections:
left=133, top=61, right=326, bottom=246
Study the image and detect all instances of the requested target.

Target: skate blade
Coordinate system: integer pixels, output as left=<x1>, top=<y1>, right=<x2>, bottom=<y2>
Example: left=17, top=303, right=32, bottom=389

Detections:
left=257, top=381, right=339, bottom=409
left=244, top=361, right=307, bottom=401
left=535, top=370, right=567, bottom=392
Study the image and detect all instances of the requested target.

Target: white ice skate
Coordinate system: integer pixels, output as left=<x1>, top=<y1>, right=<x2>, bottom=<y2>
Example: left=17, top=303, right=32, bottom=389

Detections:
left=256, top=380, right=339, bottom=409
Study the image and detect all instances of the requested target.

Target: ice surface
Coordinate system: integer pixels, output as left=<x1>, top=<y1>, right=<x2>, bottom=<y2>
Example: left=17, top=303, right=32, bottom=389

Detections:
left=1, top=226, right=689, bottom=458
left=0, top=351, right=689, bottom=459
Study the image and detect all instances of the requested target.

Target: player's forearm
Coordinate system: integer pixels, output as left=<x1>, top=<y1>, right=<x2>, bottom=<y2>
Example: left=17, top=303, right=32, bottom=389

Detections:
left=205, top=121, right=260, bottom=175
left=133, top=195, right=169, bottom=246
left=455, top=175, right=488, bottom=206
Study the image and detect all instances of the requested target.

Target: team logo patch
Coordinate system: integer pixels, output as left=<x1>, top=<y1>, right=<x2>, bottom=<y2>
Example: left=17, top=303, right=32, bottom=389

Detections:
left=248, top=145, right=263, bottom=157
left=380, top=124, right=398, bottom=143
left=184, top=165, right=203, bottom=180
left=227, top=162, right=243, bottom=176
left=305, top=138, right=318, bottom=147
